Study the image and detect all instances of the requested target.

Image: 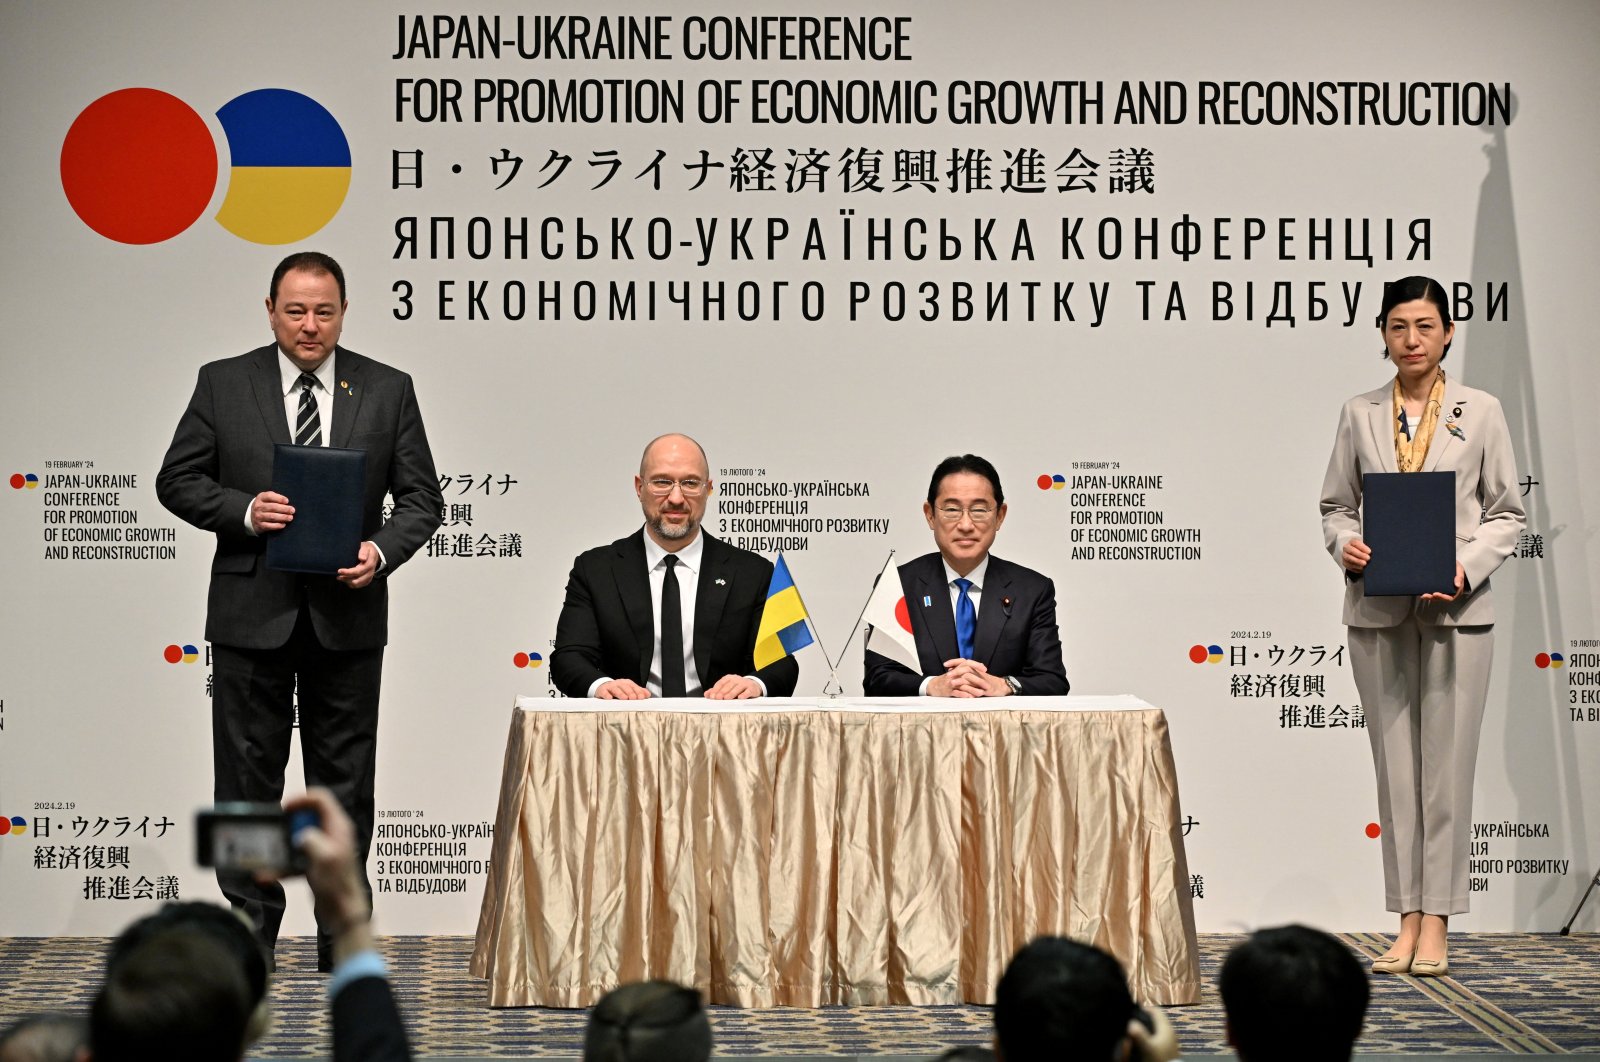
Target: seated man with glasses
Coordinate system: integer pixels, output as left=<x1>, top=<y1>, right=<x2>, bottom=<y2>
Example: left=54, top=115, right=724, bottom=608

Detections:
left=864, top=454, right=1069, bottom=697
left=551, top=433, right=800, bottom=700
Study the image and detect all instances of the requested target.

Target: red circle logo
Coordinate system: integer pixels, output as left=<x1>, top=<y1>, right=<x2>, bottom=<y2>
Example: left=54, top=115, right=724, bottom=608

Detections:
left=60, top=88, right=218, bottom=245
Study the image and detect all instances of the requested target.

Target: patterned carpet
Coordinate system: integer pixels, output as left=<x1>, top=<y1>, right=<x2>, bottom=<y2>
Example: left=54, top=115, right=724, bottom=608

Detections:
left=3, top=934, right=1598, bottom=1058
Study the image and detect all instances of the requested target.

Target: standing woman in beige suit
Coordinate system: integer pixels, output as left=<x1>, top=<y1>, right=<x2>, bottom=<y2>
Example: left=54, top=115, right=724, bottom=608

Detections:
left=1320, top=275, right=1525, bottom=977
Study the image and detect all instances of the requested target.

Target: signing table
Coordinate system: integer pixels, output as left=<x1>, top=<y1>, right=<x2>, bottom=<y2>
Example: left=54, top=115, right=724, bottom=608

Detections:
left=470, top=696, right=1199, bottom=1008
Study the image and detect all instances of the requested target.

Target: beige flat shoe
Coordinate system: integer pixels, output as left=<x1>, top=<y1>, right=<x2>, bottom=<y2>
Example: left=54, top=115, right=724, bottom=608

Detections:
left=1371, top=952, right=1414, bottom=974
left=1410, top=954, right=1449, bottom=977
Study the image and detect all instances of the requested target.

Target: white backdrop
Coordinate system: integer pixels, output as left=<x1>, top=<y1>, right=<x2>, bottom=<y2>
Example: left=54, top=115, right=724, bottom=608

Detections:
left=1, top=0, right=1596, bottom=939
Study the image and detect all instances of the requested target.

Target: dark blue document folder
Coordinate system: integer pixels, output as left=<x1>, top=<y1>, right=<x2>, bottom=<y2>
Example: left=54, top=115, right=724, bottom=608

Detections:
left=265, top=444, right=366, bottom=575
left=1361, top=471, right=1456, bottom=597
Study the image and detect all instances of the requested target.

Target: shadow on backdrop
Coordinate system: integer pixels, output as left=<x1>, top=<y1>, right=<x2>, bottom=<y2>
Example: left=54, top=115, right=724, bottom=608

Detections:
left=1462, top=91, right=1594, bottom=931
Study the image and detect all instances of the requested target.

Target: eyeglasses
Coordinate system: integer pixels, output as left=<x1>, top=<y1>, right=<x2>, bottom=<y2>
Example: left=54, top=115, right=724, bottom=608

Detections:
left=645, top=478, right=708, bottom=497
left=935, top=505, right=996, bottom=525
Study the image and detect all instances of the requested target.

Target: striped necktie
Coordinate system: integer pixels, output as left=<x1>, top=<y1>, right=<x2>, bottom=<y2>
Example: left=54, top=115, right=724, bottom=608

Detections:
left=294, top=373, right=322, bottom=446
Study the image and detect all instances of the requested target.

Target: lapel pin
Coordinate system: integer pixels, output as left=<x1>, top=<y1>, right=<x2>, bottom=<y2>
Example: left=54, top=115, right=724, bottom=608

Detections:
left=715, top=578, right=726, bottom=586
left=1447, top=422, right=1466, bottom=441
left=923, top=595, right=933, bottom=607
left=1452, top=406, right=1462, bottom=418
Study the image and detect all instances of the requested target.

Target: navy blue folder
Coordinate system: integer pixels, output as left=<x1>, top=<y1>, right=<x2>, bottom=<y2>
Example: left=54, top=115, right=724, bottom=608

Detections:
left=265, top=444, right=366, bottom=575
left=1361, top=471, right=1456, bottom=597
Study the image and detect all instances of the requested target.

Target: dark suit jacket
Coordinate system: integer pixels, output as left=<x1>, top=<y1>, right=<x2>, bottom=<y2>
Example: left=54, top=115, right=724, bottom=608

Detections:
left=863, top=552, right=1070, bottom=696
left=332, top=975, right=412, bottom=1062
left=550, top=530, right=800, bottom=698
left=156, top=345, right=442, bottom=651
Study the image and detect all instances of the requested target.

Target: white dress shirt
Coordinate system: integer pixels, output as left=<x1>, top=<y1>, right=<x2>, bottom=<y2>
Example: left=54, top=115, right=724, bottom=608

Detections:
left=280, top=348, right=336, bottom=447
left=917, top=554, right=991, bottom=695
left=643, top=531, right=704, bottom=697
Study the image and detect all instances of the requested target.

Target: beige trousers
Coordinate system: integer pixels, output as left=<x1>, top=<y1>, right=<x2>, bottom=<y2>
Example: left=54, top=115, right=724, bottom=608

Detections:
left=1348, top=617, right=1494, bottom=915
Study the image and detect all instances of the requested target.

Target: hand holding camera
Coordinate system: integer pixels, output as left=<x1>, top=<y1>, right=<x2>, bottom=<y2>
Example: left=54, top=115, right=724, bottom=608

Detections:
left=197, top=788, right=374, bottom=965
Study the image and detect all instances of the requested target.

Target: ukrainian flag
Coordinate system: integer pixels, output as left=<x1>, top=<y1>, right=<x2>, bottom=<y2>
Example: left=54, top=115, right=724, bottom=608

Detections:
left=754, top=553, right=815, bottom=670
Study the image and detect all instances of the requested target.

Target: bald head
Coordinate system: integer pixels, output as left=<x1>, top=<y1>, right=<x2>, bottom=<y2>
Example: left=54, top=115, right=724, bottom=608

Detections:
left=639, top=434, right=709, bottom=479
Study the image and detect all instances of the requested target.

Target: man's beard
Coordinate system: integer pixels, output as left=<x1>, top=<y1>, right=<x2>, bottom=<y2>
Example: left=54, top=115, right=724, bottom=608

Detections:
left=650, top=512, right=698, bottom=541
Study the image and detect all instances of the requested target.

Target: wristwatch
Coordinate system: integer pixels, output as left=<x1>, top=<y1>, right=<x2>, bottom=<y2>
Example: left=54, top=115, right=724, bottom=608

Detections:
left=1004, top=676, right=1022, bottom=695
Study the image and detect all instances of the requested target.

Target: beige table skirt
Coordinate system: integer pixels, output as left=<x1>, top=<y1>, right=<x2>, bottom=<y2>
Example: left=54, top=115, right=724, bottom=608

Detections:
left=470, top=696, right=1200, bottom=1008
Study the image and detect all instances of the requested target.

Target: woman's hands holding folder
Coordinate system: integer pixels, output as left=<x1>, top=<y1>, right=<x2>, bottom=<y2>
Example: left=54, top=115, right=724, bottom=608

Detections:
left=1344, top=538, right=1463, bottom=601
left=336, top=540, right=380, bottom=589
left=1418, top=561, right=1465, bottom=604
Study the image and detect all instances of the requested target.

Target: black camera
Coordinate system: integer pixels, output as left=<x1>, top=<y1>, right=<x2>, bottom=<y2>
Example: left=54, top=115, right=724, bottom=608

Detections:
left=195, top=803, right=319, bottom=875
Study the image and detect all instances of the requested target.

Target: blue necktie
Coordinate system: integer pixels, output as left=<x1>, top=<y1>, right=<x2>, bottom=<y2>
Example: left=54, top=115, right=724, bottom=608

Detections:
left=954, top=578, right=976, bottom=660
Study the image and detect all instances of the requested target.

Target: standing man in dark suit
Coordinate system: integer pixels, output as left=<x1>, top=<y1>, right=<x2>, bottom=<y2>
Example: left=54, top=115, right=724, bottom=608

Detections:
left=864, top=454, right=1069, bottom=697
left=156, top=252, right=442, bottom=969
left=551, top=433, right=799, bottom=700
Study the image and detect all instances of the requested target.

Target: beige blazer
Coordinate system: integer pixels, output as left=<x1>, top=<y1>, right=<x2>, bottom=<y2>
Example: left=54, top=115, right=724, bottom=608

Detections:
left=1320, top=381, right=1525, bottom=628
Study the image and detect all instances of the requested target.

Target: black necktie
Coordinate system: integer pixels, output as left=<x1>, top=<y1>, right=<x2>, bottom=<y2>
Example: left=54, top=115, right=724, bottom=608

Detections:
left=294, top=373, right=322, bottom=446
left=660, top=554, right=686, bottom=698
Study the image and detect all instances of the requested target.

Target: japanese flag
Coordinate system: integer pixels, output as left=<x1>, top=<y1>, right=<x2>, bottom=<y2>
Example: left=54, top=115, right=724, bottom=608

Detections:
left=862, top=566, right=919, bottom=671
